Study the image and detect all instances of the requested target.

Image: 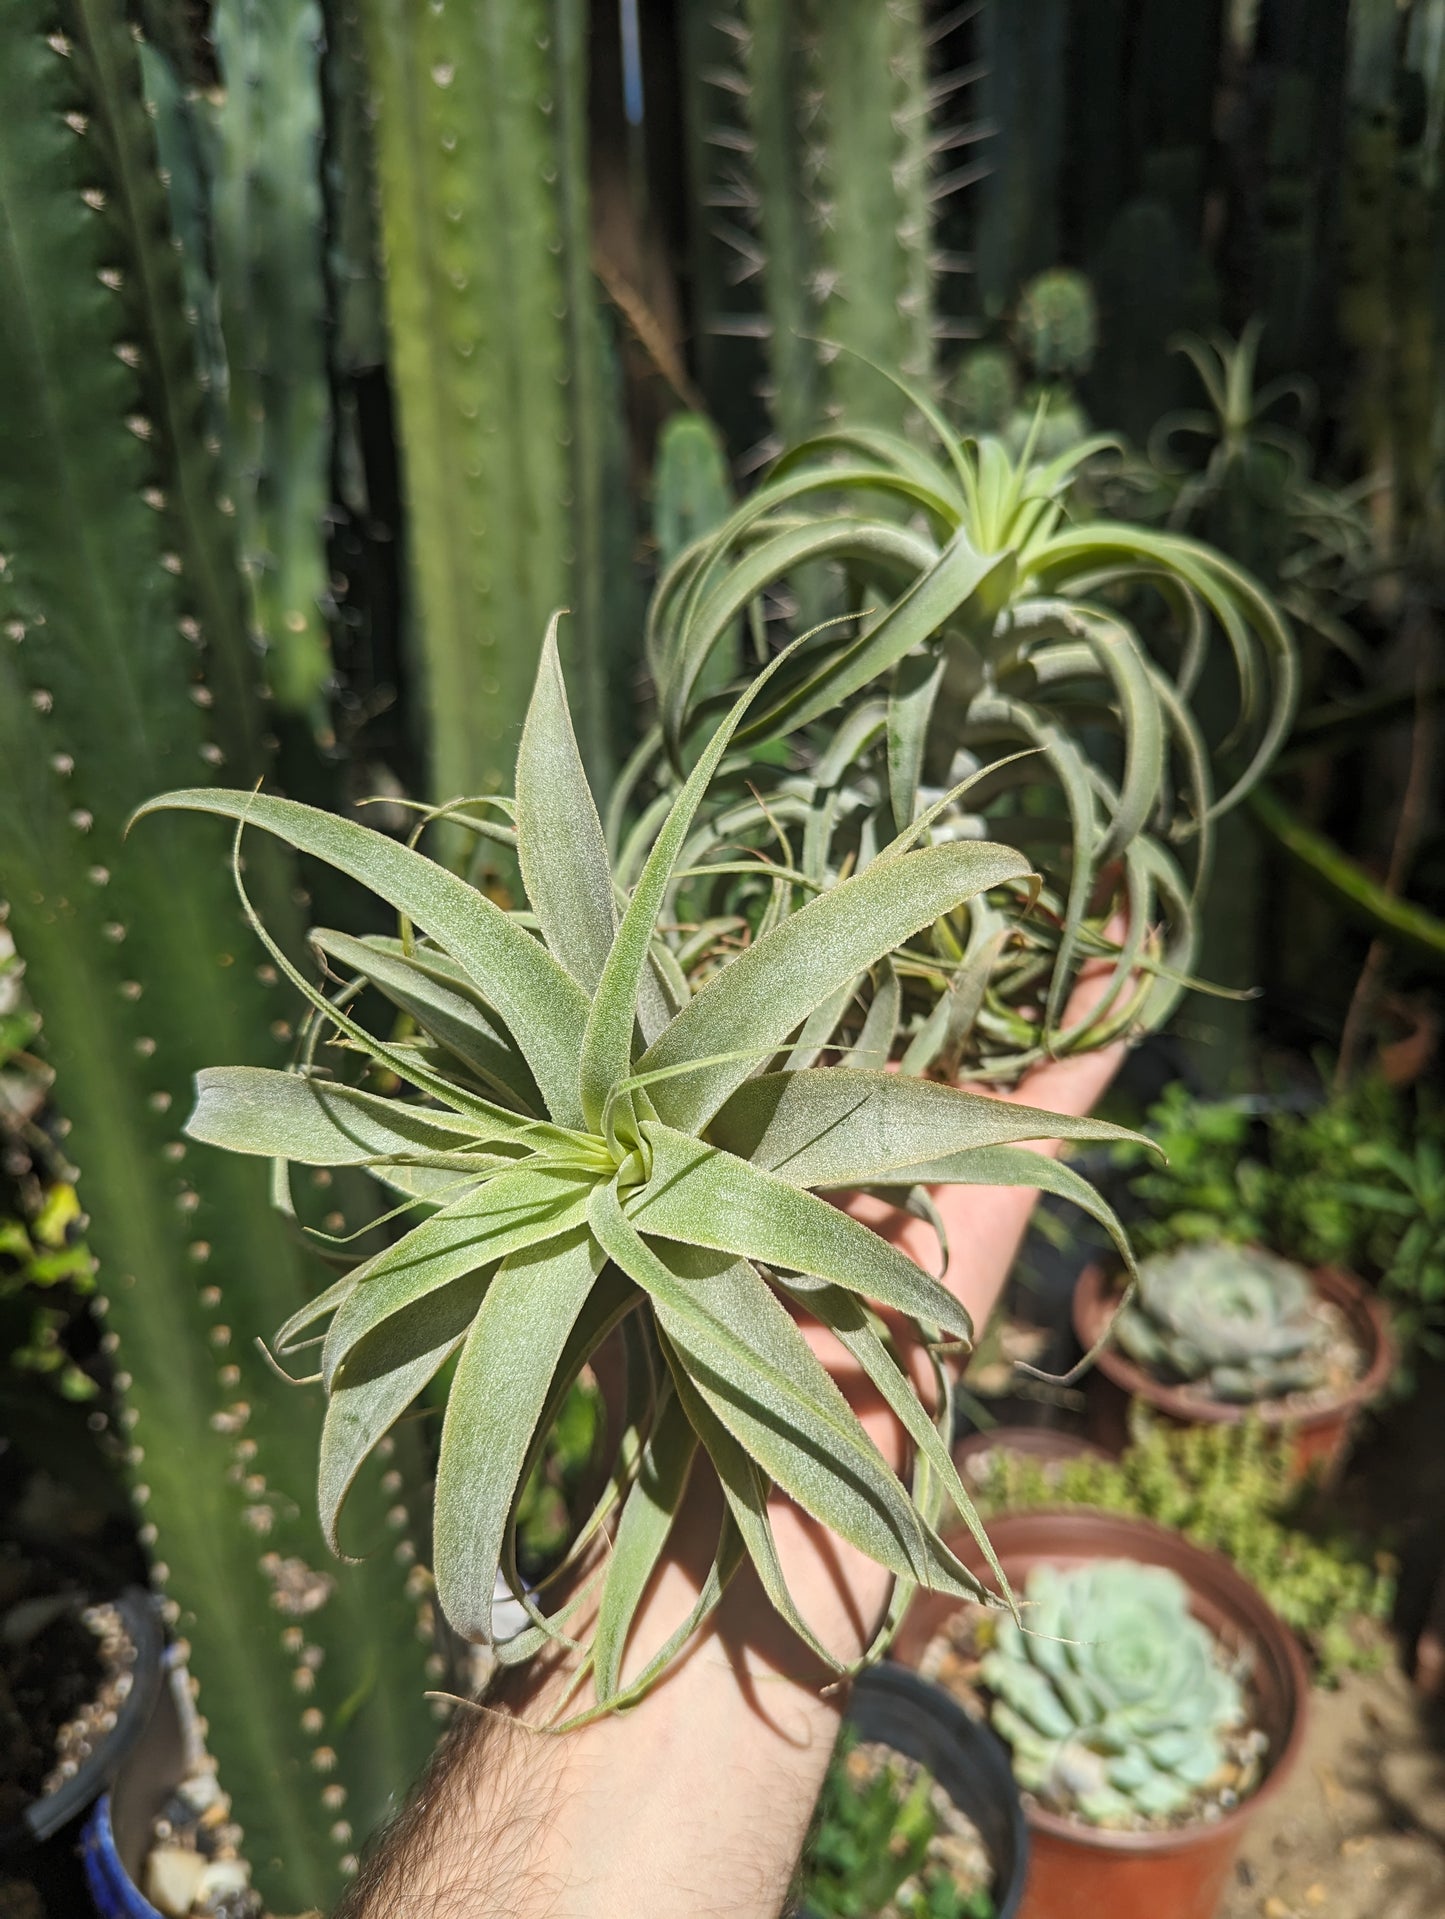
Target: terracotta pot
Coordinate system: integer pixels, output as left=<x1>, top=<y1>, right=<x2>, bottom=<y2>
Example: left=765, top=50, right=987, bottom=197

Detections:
left=954, top=1426, right=1115, bottom=1482
left=1071, top=1260, right=1394, bottom=1480
left=891, top=1510, right=1311, bottom=1919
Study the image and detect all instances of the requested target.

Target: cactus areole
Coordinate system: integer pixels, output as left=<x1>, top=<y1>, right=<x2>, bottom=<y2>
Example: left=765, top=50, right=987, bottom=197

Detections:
left=138, top=617, right=1144, bottom=1719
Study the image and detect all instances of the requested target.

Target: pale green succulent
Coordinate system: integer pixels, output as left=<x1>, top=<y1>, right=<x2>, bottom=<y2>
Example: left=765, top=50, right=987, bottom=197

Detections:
left=982, top=1559, right=1249, bottom=1826
left=137, top=621, right=1142, bottom=1715
left=1116, top=1242, right=1332, bottom=1404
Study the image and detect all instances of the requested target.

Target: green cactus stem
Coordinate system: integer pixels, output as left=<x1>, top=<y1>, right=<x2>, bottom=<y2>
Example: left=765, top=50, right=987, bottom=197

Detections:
left=207, top=0, right=335, bottom=719
left=357, top=0, right=626, bottom=814
left=0, top=6, right=433, bottom=1907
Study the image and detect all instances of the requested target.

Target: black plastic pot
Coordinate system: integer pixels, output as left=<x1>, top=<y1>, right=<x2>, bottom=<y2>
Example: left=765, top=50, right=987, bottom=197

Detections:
left=0, top=1584, right=164, bottom=1911
left=799, top=1662, right=1030, bottom=1919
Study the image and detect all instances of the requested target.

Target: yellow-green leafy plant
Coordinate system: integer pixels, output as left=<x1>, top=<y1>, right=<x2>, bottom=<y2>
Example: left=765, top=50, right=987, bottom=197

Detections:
left=972, top=1419, right=1393, bottom=1682
left=643, top=385, right=1296, bottom=1075
left=139, top=622, right=1144, bottom=1711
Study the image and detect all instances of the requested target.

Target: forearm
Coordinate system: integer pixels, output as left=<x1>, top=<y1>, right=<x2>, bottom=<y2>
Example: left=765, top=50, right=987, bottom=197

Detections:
left=336, top=1485, right=870, bottom=1919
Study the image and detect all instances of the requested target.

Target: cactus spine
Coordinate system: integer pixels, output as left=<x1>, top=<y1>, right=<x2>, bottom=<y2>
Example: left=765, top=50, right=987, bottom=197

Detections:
left=690, top=0, right=972, bottom=445
left=0, top=5, right=433, bottom=1907
left=358, top=0, right=622, bottom=810
left=207, top=0, right=335, bottom=719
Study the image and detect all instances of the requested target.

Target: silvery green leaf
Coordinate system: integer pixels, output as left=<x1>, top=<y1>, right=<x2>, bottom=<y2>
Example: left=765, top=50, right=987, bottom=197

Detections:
left=708, top=1070, right=1138, bottom=1188
left=629, top=1123, right=972, bottom=1342
left=321, top=1164, right=593, bottom=1386
left=641, top=840, right=1032, bottom=1134
left=186, top=1064, right=542, bottom=1163
left=433, top=1229, right=603, bottom=1641
left=311, top=929, right=542, bottom=1113
left=318, top=1271, right=488, bottom=1551
left=515, top=614, right=619, bottom=992
left=135, top=787, right=591, bottom=1125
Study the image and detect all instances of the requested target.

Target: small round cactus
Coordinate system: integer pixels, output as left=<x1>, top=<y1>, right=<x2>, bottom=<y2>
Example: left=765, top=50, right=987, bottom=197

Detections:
left=1116, top=1242, right=1333, bottom=1404
left=1013, top=269, right=1098, bottom=378
left=952, top=345, right=1018, bottom=432
left=1004, top=384, right=1091, bottom=461
left=982, top=1559, right=1250, bottom=1826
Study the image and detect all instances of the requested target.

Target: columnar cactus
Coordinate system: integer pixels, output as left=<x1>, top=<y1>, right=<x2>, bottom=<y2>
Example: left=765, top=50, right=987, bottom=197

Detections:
left=982, top=1560, right=1250, bottom=1826
left=686, top=0, right=987, bottom=451
left=357, top=0, right=630, bottom=808
left=208, top=0, right=335, bottom=717
left=1116, top=1243, right=1333, bottom=1404
left=0, top=6, right=433, bottom=1907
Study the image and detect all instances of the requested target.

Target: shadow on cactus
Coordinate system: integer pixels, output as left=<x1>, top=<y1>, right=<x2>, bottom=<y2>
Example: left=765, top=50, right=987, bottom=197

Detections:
left=1116, top=1244, right=1333, bottom=1404
left=982, top=1560, right=1252, bottom=1828
left=134, top=619, right=1144, bottom=1718
left=642, top=370, right=1296, bottom=1077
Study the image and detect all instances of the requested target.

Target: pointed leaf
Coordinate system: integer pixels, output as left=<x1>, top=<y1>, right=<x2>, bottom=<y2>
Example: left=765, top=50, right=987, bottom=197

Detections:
left=515, top=615, right=619, bottom=992
left=709, top=1070, right=1138, bottom=1188
left=137, top=788, right=591, bottom=1125
left=312, top=930, right=542, bottom=1113
left=433, top=1229, right=602, bottom=1640
left=640, top=841, right=1031, bottom=1134
left=589, top=1186, right=942, bottom=1590
left=319, top=1270, right=489, bottom=1551
left=186, top=1064, right=539, bottom=1165
left=321, top=1164, right=593, bottom=1386
left=578, top=632, right=811, bottom=1133
left=592, top=1386, right=698, bottom=1703
left=630, top=1124, right=972, bottom=1341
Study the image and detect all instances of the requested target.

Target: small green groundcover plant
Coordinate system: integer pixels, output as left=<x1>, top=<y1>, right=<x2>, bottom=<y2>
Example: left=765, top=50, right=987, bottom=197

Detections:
left=800, top=1728, right=993, bottom=1919
left=137, top=621, right=1142, bottom=1714
left=971, top=1419, right=1392, bottom=1683
left=981, top=1559, right=1251, bottom=1828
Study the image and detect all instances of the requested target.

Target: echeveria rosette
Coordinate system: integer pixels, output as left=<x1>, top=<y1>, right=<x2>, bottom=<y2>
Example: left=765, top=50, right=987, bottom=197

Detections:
left=641, top=374, right=1296, bottom=1075
left=1116, top=1242, right=1332, bottom=1404
left=136, top=620, right=1143, bottom=1715
left=982, top=1560, right=1249, bottom=1827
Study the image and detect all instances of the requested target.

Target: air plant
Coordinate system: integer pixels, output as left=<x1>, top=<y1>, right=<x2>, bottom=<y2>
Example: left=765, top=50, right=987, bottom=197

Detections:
left=982, top=1559, right=1250, bottom=1827
left=138, top=621, right=1143, bottom=1714
left=639, top=380, right=1297, bottom=1077
left=1115, top=1243, right=1333, bottom=1404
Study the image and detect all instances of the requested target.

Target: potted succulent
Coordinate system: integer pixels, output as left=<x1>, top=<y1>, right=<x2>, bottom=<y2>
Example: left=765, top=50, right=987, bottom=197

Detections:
left=798, top=1664, right=1028, bottom=1919
left=1073, top=1086, right=1396, bottom=1475
left=135, top=623, right=1137, bottom=1697
left=890, top=1511, right=1309, bottom=1919
left=1073, top=1243, right=1391, bottom=1475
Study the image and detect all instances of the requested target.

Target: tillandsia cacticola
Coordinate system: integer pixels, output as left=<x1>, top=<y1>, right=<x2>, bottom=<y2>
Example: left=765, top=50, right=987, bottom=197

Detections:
left=136, top=617, right=1145, bottom=1719
left=640, top=371, right=1297, bottom=1077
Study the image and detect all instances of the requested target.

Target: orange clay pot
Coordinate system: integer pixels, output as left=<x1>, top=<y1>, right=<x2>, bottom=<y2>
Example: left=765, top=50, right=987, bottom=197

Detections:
left=890, top=1510, right=1311, bottom=1919
left=1072, top=1261, right=1394, bottom=1482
